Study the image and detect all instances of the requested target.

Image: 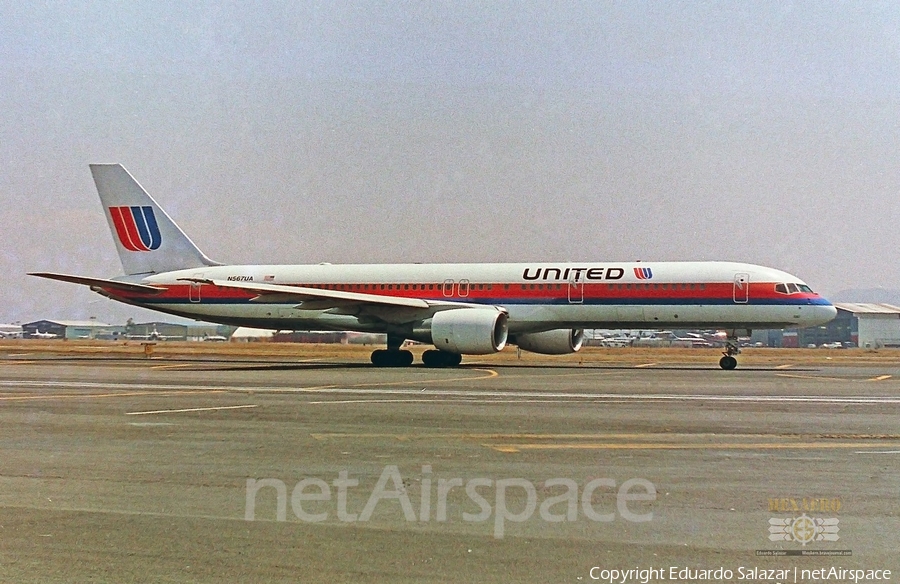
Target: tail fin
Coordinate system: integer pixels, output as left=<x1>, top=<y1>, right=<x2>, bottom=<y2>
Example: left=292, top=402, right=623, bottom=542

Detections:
left=90, top=164, right=220, bottom=275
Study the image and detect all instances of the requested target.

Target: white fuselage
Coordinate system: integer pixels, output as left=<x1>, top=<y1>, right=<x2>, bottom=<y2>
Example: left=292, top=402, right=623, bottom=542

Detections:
left=108, top=260, right=836, bottom=335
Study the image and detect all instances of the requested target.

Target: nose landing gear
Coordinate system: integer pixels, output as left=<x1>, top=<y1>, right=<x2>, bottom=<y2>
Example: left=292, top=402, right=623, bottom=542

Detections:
left=719, top=339, right=740, bottom=370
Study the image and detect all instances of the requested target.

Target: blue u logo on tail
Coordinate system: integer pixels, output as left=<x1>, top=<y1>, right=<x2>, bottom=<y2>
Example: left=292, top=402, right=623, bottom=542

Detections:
left=109, top=206, right=162, bottom=251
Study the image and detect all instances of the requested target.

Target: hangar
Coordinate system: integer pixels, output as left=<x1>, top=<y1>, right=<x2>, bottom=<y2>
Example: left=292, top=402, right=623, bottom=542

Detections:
left=22, top=320, right=123, bottom=340
left=750, top=303, right=900, bottom=348
left=833, top=303, right=900, bottom=349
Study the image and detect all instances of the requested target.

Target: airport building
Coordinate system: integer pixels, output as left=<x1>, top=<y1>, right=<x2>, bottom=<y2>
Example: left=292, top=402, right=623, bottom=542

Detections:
left=22, top=320, right=123, bottom=340
left=833, top=303, right=900, bottom=348
left=128, top=322, right=189, bottom=340
left=126, top=322, right=236, bottom=341
left=755, top=303, right=900, bottom=348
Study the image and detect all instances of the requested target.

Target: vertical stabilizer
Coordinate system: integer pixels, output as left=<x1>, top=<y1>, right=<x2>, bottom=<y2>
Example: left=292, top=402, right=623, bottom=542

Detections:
left=90, top=164, right=220, bottom=275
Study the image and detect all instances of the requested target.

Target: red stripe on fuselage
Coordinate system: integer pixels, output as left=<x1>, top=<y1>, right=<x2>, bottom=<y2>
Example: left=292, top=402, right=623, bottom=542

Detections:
left=104, top=281, right=823, bottom=305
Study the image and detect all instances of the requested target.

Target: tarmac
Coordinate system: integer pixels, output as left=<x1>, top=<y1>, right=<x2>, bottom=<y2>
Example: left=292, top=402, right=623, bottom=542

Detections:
left=0, top=345, right=898, bottom=582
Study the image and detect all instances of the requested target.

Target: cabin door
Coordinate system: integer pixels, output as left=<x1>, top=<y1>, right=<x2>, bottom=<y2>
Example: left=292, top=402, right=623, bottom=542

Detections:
left=568, top=272, right=584, bottom=304
left=733, top=273, right=750, bottom=304
left=189, top=274, right=204, bottom=303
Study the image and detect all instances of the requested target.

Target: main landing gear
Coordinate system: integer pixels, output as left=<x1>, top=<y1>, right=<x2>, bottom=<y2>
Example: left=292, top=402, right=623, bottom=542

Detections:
left=422, top=349, right=462, bottom=367
left=370, top=333, right=414, bottom=367
left=370, top=349, right=414, bottom=367
left=369, top=334, right=463, bottom=367
left=719, top=340, right=740, bottom=370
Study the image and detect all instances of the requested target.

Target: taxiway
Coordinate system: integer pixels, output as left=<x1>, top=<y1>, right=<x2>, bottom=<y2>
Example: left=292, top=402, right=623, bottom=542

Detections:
left=0, top=351, right=898, bottom=582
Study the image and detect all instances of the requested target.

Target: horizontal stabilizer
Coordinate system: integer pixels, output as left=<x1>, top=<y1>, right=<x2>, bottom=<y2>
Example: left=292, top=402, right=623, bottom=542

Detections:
left=28, top=272, right=167, bottom=295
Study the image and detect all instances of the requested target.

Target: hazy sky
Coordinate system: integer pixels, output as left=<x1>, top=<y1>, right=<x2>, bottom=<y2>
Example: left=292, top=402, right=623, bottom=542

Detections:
left=2, top=2, right=900, bottom=323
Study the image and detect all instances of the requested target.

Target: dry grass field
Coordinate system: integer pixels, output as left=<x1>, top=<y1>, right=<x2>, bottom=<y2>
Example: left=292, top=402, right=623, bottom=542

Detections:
left=2, top=339, right=897, bottom=367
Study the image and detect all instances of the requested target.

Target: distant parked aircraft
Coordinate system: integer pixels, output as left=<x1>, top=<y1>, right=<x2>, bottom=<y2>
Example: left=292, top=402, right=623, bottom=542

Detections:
left=30, top=330, right=58, bottom=339
left=0, top=325, right=23, bottom=339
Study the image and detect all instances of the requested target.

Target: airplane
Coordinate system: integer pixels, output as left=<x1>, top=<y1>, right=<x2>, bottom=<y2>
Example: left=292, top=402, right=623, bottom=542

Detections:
left=0, top=325, right=23, bottom=339
left=127, top=326, right=174, bottom=341
left=30, top=330, right=59, bottom=339
left=29, top=164, right=837, bottom=370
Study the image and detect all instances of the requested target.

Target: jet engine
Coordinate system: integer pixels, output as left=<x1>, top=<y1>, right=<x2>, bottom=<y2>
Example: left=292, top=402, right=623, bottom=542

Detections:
left=430, top=309, right=508, bottom=354
left=514, top=329, right=584, bottom=354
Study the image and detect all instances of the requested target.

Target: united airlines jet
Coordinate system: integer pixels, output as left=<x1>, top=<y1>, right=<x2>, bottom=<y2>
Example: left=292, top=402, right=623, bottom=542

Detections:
left=30, top=165, right=837, bottom=369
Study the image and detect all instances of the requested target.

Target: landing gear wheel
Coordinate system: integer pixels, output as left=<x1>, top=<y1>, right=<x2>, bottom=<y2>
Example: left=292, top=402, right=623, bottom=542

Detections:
left=719, top=337, right=741, bottom=370
left=371, top=349, right=414, bottom=367
left=422, top=349, right=462, bottom=367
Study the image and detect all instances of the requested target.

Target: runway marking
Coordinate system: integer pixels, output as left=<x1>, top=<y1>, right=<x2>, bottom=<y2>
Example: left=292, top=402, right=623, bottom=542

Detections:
left=869, top=375, right=893, bottom=381
left=277, top=387, right=900, bottom=404
left=0, top=390, right=226, bottom=401
left=307, top=399, right=498, bottom=405
left=775, top=364, right=794, bottom=369
left=775, top=373, right=850, bottom=381
left=2, top=380, right=899, bottom=405
left=855, top=450, right=900, bottom=454
left=0, top=360, right=38, bottom=365
left=125, top=404, right=258, bottom=416
left=311, top=431, right=900, bottom=443
left=634, top=363, right=657, bottom=368
left=149, top=363, right=197, bottom=370
left=311, top=432, right=719, bottom=441
left=487, top=441, right=900, bottom=453
left=296, top=368, right=499, bottom=392
left=305, top=398, right=619, bottom=405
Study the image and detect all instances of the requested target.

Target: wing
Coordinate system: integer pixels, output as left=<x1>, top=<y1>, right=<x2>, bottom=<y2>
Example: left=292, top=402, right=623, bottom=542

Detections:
left=179, top=278, right=491, bottom=315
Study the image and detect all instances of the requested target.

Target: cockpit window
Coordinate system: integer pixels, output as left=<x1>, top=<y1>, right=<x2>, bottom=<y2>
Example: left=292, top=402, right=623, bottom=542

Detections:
left=775, top=283, right=812, bottom=295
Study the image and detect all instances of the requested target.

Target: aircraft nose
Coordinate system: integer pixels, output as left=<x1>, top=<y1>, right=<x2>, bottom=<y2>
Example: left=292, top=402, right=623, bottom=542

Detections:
left=816, top=302, right=838, bottom=325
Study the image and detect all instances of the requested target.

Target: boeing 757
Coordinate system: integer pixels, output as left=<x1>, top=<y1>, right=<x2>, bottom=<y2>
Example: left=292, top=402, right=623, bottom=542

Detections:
left=30, top=164, right=837, bottom=369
